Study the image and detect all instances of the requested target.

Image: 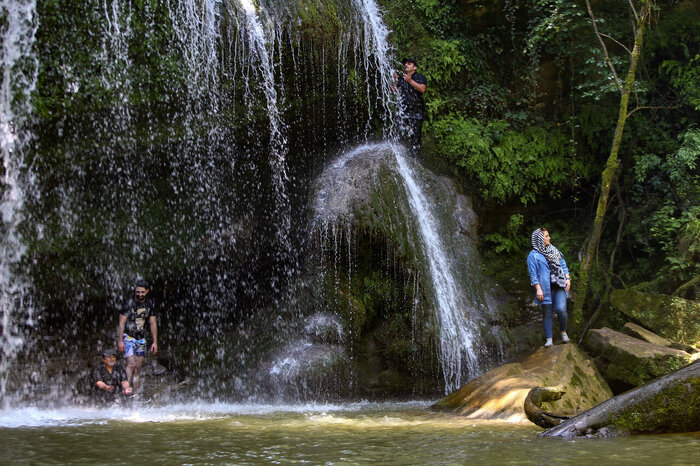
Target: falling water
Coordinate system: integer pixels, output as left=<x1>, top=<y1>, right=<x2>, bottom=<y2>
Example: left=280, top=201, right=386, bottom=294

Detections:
left=234, top=0, right=293, bottom=282
left=350, top=0, right=397, bottom=135
left=170, top=0, right=221, bottom=105
left=347, top=0, right=483, bottom=391
left=392, top=145, right=481, bottom=392
left=0, top=0, right=39, bottom=401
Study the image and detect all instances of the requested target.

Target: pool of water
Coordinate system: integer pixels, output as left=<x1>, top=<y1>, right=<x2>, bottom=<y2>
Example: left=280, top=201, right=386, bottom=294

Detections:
left=0, top=401, right=697, bottom=464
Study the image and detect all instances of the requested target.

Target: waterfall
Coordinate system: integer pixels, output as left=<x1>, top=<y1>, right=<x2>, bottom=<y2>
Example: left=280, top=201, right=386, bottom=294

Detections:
left=0, top=0, right=39, bottom=402
left=234, top=0, right=293, bottom=283
left=392, top=145, right=480, bottom=392
left=170, top=0, right=221, bottom=106
left=0, top=0, right=490, bottom=403
left=350, top=0, right=397, bottom=135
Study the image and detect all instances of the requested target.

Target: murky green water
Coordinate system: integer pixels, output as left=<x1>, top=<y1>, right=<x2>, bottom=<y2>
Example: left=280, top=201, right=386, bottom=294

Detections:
left=0, top=402, right=697, bottom=464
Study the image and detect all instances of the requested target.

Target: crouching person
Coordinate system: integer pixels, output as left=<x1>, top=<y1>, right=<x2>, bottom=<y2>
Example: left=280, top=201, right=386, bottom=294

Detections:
left=93, top=348, right=132, bottom=404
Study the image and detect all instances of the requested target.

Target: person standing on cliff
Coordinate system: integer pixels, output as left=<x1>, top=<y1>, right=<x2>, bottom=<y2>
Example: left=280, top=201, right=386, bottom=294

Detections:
left=393, top=58, right=427, bottom=154
left=117, top=279, right=158, bottom=395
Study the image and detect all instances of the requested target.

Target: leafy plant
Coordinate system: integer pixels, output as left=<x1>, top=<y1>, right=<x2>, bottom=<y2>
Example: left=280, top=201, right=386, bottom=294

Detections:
left=429, top=115, right=583, bottom=205
left=485, top=214, right=527, bottom=253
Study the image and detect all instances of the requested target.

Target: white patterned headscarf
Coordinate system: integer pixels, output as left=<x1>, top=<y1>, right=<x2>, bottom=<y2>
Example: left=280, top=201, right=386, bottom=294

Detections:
left=531, top=228, right=567, bottom=288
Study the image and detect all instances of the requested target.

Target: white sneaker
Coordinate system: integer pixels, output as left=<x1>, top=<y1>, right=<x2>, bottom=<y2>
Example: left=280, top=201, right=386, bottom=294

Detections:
left=544, top=338, right=553, bottom=347
left=561, top=332, right=570, bottom=343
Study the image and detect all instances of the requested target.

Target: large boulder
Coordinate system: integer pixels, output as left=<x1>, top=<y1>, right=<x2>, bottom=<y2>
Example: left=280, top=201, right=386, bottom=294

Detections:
left=610, top=289, right=700, bottom=346
left=621, top=322, right=671, bottom=347
left=540, top=361, right=700, bottom=437
left=431, top=344, right=612, bottom=421
left=584, top=327, right=692, bottom=391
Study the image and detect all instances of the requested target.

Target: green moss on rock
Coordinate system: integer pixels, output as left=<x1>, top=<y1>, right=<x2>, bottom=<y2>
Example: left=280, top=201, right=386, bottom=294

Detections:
left=610, top=289, right=700, bottom=346
left=610, top=377, right=700, bottom=433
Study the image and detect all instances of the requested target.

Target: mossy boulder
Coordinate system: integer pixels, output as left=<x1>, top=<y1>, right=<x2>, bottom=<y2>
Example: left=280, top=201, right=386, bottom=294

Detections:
left=622, top=322, right=671, bottom=348
left=541, top=361, right=700, bottom=437
left=584, top=327, right=692, bottom=391
left=431, top=344, right=612, bottom=421
left=610, top=289, right=700, bottom=346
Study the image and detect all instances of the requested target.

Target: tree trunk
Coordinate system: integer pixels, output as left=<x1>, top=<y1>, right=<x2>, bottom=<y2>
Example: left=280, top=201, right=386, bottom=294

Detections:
left=572, top=2, right=650, bottom=330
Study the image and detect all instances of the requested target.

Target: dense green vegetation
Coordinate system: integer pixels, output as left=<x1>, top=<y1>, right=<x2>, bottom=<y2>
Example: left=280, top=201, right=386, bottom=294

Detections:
left=381, top=0, right=699, bottom=321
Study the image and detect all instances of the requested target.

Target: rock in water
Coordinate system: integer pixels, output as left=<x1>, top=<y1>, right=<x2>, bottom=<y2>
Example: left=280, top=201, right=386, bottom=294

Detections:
left=431, top=344, right=612, bottom=422
left=524, top=386, right=569, bottom=428
left=540, top=360, right=700, bottom=438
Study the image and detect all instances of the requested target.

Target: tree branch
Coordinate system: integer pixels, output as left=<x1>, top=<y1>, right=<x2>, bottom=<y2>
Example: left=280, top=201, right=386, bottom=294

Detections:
left=627, top=103, right=683, bottom=118
left=627, top=0, right=640, bottom=23
left=598, top=33, right=632, bottom=55
left=585, top=0, right=622, bottom=92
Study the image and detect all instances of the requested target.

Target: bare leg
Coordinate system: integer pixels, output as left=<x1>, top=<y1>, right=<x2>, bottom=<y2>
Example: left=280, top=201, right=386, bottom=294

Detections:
left=126, top=355, right=145, bottom=393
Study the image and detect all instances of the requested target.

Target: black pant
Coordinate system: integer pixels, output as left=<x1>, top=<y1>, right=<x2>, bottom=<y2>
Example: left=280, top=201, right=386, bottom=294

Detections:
left=399, top=117, right=423, bottom=153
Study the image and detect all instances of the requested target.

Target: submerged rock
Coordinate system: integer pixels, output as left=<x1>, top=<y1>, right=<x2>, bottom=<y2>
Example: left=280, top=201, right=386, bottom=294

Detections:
left=253, top=340, right=352, bottom=400
left=610, top=289, right=700, bottom=346
left=584, top=327, right=692, bottom=391
left=303, top=312, right=346, bottom=345
left=431, top=344, right=612, bottom=422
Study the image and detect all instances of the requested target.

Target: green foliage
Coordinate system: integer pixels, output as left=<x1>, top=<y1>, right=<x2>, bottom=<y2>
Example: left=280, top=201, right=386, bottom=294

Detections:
left=429, top=115, right=582, bottom=204
left=632, top=128, right=700, bottom=267
left=662, top=54, right=700, bottom=111
left=485, top=214, right=526, bottom=253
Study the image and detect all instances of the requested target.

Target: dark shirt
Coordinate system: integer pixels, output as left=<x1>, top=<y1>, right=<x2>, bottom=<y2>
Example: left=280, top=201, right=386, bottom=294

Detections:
left=397, top=72, right=427, bottom=119
left=120, top=297, right=156, bottom=340
left=92, top=363, right=128, bottom=400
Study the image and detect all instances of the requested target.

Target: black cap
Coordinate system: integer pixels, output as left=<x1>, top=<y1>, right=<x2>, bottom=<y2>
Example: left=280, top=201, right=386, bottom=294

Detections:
left=402, top=58, right=417, bottom=67
left=102, top=348, right=117, bottom=357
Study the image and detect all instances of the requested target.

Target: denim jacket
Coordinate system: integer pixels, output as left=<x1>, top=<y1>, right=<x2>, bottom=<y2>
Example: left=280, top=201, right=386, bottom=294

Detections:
left=527, top=250, right=569, bottom=305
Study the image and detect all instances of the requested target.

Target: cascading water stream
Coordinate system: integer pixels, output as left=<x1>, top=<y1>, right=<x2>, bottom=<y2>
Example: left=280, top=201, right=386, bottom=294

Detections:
left=349, top=0, right=482, bottom=391
left=392, top=145, right=480, bottom=392
left=350, top=0, right=397, bottom=135
left=0, top=0, right=39, bottom=403
left=171, top=0, right=221, bottom=105
left=235, top=0, right=293, bottom=282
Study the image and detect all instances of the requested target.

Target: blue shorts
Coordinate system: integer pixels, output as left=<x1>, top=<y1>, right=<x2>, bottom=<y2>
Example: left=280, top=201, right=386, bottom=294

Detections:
left=123, top=334, right=146, bottom=357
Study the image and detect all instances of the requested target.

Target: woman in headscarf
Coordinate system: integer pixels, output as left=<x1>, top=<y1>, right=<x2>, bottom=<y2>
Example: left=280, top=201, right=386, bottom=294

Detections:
left=527, top=227, right=571, bottom=347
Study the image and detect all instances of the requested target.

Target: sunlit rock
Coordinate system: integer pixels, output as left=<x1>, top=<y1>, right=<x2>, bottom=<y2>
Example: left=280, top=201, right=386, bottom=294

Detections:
left=622, top=322, right=671, bottom=347
left=431, top=344, right=612, bottom=422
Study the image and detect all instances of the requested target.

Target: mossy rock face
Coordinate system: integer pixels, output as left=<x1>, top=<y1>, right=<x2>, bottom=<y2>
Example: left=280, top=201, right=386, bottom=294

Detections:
left=610, top=289, right=700, bottom=346
left=609, top=376, right=700, bottom=434
left=306, top=143, right=501, bottom=395
left=585, top=327, right=692, bottom=391
left=432, top=344, right=612, bottom=421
